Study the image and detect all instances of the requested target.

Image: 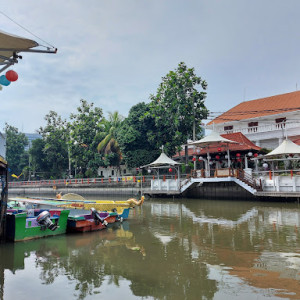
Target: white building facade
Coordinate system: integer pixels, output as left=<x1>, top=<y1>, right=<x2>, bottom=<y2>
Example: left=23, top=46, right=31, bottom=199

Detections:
left=207, top=91, right=300, bottom=150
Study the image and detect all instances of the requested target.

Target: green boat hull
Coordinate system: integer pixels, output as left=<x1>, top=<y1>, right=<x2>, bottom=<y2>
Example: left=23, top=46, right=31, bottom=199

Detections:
left=6, top=210, right=70, bottom=242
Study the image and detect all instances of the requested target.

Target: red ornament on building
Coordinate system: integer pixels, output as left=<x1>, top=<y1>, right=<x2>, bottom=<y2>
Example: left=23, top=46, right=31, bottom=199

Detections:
left=168, top=168, right=172, bottom=172
left=217, top=147, right=221, bottom=152
left=215, top=155, right=220, bottom=160
left=254, top=153, right=258, bottom=157
left=5, top=70, right=18, bottom=82
left=192, top=157, right=196, bottom=161
left=236, top=153, right=241, bottom=157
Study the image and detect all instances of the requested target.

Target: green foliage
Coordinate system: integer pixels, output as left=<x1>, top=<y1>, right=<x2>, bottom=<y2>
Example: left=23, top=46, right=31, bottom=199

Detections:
left=148, top=62, right=208, bottom=156
left=5, top=124, right=28, bottom=177
left=39, top=111, right=69, bottom=178
left=29, top=138, right=49, bottom=179
left=117, top=102, right=160, bottom=168
left=69, top=99, right=104, bottom=175
left=97, top=111, right=124, bottom=170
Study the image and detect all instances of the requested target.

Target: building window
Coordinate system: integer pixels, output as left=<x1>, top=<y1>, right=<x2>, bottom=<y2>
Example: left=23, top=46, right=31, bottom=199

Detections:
left=275, top=117, right=286, bottom=129
left=248, top=122, right=258, bottom=133
left=112, top=170, right=114, bottom=176
left=248, top=122, right=258, bottom=127
left=123, top=169, right=126, bottom=174
left=224, top=125, right=233, bottom=131
left=100, top=171, right=103, bottom=176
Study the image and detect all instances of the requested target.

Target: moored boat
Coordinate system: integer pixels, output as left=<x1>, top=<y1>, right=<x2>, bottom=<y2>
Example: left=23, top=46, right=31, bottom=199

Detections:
left=6, top=209, right=70, bottom=242
left=67, top=209, right=118, bottom=233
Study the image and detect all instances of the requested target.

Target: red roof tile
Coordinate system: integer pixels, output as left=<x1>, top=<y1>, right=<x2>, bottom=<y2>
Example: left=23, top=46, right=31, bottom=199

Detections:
left=208, top=90, right=300, bottom=125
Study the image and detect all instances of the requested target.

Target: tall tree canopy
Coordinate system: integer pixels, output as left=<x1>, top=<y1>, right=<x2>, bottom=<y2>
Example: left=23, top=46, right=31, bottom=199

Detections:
left=39, top=111, right=69, bottom=179
left=69, top=99, right=104, bottom=177
left=147, top=62, right=208, bottom=156
left=5, top=124, right=28, bottom=178
left=97, top=111, right=124, bottom=170
left=117, top=102, right=159, bottom=168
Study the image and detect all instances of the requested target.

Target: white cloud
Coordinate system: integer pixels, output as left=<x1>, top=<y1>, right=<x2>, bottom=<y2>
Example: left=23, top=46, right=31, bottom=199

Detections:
left=0, top=0, right=300, bottom=131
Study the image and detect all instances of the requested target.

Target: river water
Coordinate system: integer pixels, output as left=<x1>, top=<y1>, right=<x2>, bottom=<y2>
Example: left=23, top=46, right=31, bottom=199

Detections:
left=1, top=197, right=300, bottom=300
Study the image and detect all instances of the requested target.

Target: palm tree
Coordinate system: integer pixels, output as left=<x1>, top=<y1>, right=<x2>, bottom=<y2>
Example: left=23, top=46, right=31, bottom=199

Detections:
left=97, top=112, right=124, bottom=173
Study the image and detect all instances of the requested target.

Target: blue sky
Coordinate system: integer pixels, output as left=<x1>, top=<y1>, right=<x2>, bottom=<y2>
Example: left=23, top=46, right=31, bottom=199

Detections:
left=1, top=0, right=300, bottom=132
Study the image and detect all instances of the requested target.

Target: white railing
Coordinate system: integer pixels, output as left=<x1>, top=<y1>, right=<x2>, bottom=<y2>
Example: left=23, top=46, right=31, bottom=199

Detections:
left=216, top=122, right=299, bottom=135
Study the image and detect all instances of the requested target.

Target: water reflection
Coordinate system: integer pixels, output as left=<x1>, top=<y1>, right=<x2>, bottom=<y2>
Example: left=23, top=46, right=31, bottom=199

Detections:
left=0, top=199, right=300, bottom=300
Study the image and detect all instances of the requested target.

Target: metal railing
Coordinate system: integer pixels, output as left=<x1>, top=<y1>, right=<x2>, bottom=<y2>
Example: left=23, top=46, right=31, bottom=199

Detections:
left=8, top=174, right=180, bottom=188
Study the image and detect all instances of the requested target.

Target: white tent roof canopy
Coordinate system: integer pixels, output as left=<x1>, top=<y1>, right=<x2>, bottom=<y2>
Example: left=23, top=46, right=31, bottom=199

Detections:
left=266, top=139, right=300, bottom=157
left=0, top=29, right=57, bottom=73
left=140, top=152, right=181, bottom=168
left=189, top=130, right=238, bottom=147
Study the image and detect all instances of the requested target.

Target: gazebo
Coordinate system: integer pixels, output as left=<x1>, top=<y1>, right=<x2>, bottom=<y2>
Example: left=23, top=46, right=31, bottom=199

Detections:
left=140, top=151, right=182, bottom=193
left=252, top=138, right=300, bottom=193
left=189, top=131, right=238, bottom=176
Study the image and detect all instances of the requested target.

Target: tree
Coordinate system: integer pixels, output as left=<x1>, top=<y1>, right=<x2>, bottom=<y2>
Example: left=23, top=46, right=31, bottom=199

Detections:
left=97, top=111, right=124, bottom=172
left=29, top=138, right=49, bottom=179
left=147, top=62, right=208, bottom=156
left=69, top=99, right=104, bottom=177
left=39, top=111, right=69, bottom=178
left=117, top=102, right=160, bottom=168
left=5, top=124, right=28, bottom=179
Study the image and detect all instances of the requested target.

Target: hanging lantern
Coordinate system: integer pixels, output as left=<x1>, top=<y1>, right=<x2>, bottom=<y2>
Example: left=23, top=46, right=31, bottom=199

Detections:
left=263, top=163, right=268, bottom=169
left=198, top=156, right=203, bottom=161
left=215, top=155, right=220, bottom=160
left=254, top=153, right=258, bottom=157
left=0, top=75, right=11, bottom=86
left=192, top=157, right=196, bottom=161
left=289, top=154, right=294, bottom=158
left=168, top=168, right=172, bottom=173
left=248, top=152, right=253, bottom=157
left=236, top=153, right=241, bottom=157
left=5, top=70, right=18, bottom=82
left=225, top=155, right=228, bottom=159
left=147, top=169, right=151, bottom=173
left=217, top=147, right=221, bottom=152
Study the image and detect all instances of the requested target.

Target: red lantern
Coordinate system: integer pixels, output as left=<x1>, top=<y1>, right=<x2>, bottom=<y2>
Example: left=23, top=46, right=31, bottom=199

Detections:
left=236, top=153, right=241, bottom=157
left=215, top=155, right=220, bottom=160
left=168, top=168, right=172, bottom=173
left=254, top=153, right=258, bottom=157
left=192, top=157, right=196, bottom=161
left=217, top=147, right=221, bottom=152
left=5, top=70, right=18, bottom=82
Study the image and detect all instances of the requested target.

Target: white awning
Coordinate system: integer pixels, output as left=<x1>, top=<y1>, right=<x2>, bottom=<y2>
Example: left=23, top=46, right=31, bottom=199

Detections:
left=140, top=152, right=181, bottom=168
left=0, top=29, right=56, bottom=73
left=189, top=131, right=238, bottom=147
left=266, top=139, right=300, bottom=157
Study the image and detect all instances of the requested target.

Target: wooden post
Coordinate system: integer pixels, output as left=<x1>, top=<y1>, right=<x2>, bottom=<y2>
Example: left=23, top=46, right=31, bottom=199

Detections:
left=269, top=170, right=272, bottom=180
left=291, top=169, right=293, bottom=178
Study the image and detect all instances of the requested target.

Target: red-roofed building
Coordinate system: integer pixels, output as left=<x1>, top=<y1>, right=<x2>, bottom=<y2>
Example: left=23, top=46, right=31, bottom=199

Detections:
left=207, top=91, right=300, bottom=149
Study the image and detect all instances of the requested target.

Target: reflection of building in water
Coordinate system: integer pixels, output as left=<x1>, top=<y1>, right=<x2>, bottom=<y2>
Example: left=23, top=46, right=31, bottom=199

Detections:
left=262, top=208, right=300, bottom=227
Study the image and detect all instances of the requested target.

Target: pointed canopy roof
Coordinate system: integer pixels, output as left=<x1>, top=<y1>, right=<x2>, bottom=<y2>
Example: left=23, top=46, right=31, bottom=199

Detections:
left=141, top=152, right=181, bottom=168
left=266, top=139, right=300, bottom=157
left=189, top=131, right=238, bottom=147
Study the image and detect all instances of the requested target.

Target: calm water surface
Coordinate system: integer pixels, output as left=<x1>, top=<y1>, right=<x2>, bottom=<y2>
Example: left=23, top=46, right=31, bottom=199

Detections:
left=1, top=197, right=300, bottom=300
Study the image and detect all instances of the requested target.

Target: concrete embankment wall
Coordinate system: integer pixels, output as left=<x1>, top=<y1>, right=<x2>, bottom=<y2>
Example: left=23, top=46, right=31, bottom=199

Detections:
left=183, top=182, right=256, bottom=200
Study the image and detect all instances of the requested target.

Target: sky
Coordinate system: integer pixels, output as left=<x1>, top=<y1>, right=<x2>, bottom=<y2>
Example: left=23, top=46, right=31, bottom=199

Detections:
left=1, top=0, right=300, bottom=133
